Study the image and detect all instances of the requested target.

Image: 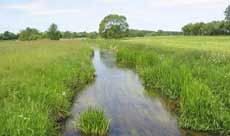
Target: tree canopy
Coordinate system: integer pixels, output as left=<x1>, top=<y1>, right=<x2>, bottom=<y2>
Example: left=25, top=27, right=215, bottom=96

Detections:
left=0, top=31, right=18, bottom=40
left=182, top=21, right=230, bottom=35
left=19, top=27, right=41, bottom=41
left=99, top=14, right=129, bottom=39
left=47, top=23, right=61, bottom=40
left=225, top=5, right=230, bottom=21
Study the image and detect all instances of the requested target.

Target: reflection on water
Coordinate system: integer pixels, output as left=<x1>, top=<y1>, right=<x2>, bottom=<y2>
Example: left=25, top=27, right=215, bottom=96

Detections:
left=63, top=49, right=191, bottom=136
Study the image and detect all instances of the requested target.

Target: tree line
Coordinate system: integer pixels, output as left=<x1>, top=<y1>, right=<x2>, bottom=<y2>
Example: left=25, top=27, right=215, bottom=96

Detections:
left=0, top=23, right=99, bottom=41
left=182, top=5, right=230, bottom=35
left=128, top=29, right=182, bottom=37
left=1, top=5, right=230, bottom=40
left=182, top=21, right=230, bottom=36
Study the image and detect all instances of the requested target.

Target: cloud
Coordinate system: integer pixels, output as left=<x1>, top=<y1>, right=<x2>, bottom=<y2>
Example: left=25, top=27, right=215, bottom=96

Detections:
left=0, top=0, right=81, bottom=16
left=0, top=0, right=228, bottom=32
left=149, top=0, right=228, bottom=8
left=31, top=9, right=81, bottom=16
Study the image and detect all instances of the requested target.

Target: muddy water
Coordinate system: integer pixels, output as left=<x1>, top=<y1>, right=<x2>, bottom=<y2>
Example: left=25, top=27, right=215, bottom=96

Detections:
left=63, top=49, right=185, bottom=136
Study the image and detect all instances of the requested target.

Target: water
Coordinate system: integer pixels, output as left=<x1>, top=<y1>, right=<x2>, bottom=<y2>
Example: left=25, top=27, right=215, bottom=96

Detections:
left=63, top=49, right=194, bottom=136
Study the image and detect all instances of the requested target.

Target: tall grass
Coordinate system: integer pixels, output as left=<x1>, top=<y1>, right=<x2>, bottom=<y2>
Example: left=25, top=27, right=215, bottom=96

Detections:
left=92, top=37, right=230, bottom=134
left=76, top=107, right=110, bottom=136
left=0, top=40, right=95, bottom=136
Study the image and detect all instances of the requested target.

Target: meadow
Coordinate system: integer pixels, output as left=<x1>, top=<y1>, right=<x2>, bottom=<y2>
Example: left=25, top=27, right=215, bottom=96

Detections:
left=0, top=36, right=230, bottom=136
left=92, top=36, right=230, bottom=134
left=0, top=40, right=95, bottom=136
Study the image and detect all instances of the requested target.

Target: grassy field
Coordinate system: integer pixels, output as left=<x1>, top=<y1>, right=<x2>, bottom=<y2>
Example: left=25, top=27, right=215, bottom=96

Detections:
left=0, top=40, right=94, bottom=136
left=123, top=36, right=230, bottom=53
left=1, top=37, right=230, bottom=135
left=92, top=36, right=230, bottom=134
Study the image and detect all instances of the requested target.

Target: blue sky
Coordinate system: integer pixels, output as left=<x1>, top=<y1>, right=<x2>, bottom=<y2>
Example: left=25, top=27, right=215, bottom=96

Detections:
left=0, top=0, right=229, bottom=33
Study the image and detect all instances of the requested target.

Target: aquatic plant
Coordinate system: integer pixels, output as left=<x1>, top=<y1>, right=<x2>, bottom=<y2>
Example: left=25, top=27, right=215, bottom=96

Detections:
left=77, top=107, right=110, bottom=136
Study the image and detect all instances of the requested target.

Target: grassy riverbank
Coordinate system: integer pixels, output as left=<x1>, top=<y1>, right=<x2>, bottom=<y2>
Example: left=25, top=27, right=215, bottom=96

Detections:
left=0, top=40, right=94, bottom=136
left=92, top=36, right=230, bottom=134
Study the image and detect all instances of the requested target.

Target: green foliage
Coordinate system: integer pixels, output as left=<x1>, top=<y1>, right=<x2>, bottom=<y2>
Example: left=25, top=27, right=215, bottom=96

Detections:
left=19, top=27, right=41, bottom=41
left=77, top=107, right=110, bottom=136
left=99, top=14, right=129, bottom=39
left=0, top=31, right=18, bottom=40
left=182, top=21, right=230, bottom=35
left=87, top=32, right=98, bottom=39
left=47, top=23, right=61, bottom=40
left=0, top=40, right=95, bottom=136
left=128, top=29, right=182, bottom=37
left=62, top=31, right=74, bottom=39
left=225, top=5, right=230, bottom=21
left=61, top=31, right=98, bottom=39
left=94, top=37, right=230, bottom=134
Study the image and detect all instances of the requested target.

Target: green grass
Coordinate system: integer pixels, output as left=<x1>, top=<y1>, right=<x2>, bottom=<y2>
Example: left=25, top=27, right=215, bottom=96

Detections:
left=76, top=107, right=110, bottom=136
left=0, top=40, right=95, bottom=136
left=123, top=36, right=230, bottom=53
left=90, top=36, right=230, bottom=134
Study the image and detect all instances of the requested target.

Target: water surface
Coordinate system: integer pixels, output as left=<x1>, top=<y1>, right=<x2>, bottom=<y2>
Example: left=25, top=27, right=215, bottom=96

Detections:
left=63, top=49, right=183, bottom=136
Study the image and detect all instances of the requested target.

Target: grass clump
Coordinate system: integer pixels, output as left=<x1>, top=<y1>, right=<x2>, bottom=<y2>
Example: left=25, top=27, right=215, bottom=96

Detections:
left=77, top=107, right=110, bottom=136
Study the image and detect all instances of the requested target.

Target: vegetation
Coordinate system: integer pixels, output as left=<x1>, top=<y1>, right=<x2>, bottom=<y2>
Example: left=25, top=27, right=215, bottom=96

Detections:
left=182, top=21, right=230, bottom=35
left=47, top=23, right=61, bottom=40
left=0, top=40, right=95, bottom=136
left=99, top=14, right=129, bottom=39
left=19, top=27, right=42, bottom=41
left=128, top=29, right=182, bottom=37
left=182, top=5, right=230, bottom=36
left=76, top=107, right=110, bottom=136
left=92, top=36, right=230, bottom=135
left=0, top=31, right=18, bottom=40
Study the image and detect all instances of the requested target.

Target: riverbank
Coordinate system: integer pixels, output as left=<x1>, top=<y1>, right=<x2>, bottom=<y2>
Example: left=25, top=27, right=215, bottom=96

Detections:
left=0, top=40, right=95, bottom=136
left=89, top=36, right=230, bottom=135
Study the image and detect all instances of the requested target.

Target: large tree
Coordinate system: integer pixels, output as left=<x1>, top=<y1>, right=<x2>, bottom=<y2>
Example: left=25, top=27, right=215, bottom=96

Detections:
left=99, top=14, right=129, bottom=39
left=47, top=23, right=61, bottom=40
left=225, top=5, right=230, bottom=21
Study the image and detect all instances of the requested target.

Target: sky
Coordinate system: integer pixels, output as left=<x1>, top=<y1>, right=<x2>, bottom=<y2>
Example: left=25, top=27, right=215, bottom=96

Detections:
left=0, top=0, right=229, bottom=33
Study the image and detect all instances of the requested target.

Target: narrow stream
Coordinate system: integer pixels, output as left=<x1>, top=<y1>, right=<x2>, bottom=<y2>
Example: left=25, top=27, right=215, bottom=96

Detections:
left=63, top=49, right=192, bottom=136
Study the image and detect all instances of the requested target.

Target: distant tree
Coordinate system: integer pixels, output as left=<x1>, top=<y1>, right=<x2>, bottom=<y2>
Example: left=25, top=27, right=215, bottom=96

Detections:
left=0, top=31, right=18, bottom=40
left=99, top=14, right=129, bottom=39
left=225, top=5, right=230, bottom=21
left=47, top=23, right=61, bottom=40
left=87, top=32, right=98, bottom=39
left=62, top=31, right=73, bottom=39
left=77, top=32, right=87, bottom=38
left=182, top=21, right=230, bottom=36
left=19, top=27, right=41, bottom=41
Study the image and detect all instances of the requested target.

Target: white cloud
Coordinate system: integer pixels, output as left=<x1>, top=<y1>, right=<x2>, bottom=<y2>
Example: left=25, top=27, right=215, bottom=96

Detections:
left=31, top=9, right=81, bottom=16
left=0, top=0, right=81, bottom=16
left=148, top=0, right=228, bottom=8
left=0, top=0, right=229, bottom=32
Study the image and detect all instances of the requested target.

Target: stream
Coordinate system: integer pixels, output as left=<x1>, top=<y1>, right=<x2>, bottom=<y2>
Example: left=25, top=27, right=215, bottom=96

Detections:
left=63, top=49, right=207, bottom=136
